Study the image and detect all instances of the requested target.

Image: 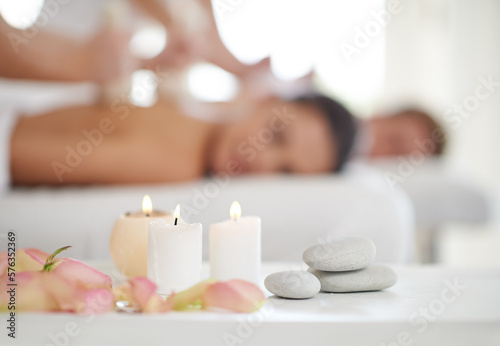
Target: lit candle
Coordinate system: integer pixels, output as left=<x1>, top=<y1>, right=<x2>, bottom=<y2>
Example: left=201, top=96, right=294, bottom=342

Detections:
left=148, top=204, right=203, bottom=295
left=209, top=201, right=261, bottom=284
left=110, top=195, right=173, bottom=278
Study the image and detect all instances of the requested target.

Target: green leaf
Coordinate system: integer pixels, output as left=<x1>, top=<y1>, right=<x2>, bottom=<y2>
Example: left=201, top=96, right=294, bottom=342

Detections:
left=42, top=246, right=71, bottom=272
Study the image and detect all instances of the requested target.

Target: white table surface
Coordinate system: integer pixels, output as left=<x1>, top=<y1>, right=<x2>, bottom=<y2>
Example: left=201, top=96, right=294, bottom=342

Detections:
left=2, top=262, right=499, bottom=346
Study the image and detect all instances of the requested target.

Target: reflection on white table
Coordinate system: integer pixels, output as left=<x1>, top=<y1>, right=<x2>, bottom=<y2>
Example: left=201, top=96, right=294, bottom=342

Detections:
left=2, top=262, right=499, bottom=346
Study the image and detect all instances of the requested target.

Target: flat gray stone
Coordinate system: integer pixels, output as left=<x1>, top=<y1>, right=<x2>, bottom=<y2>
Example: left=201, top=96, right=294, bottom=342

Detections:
left=264, top=270, right=321, bottom=299
left=303, top=237, right=376, bottom=271
left=308, top=264, right=397, bottom=293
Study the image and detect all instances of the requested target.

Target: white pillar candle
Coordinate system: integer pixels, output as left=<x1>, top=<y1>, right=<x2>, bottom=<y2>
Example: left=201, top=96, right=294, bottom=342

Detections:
left=148, top=204, right=202, bottom=295
left=110, top=195, right=173, bottom=278
left=209, top=201, right=261, bottom=284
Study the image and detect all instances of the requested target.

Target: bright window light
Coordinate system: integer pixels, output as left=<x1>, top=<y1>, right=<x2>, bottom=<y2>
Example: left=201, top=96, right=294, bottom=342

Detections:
left=0, top=0, right=45, bottom=29
left=187, top=63, right=239, bottom=102
left=212, top=0, right=385, bottom=112
left=128, top=69, right=159, bottom=108
left=129, top=24, right=167, bottom=60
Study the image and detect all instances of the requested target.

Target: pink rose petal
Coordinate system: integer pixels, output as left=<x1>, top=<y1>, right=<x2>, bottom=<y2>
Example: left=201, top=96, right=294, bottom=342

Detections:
left=129, top=277, right=157, bottom=309
left=0, top=272, right=58, bottom=312
left=24, top=248, right=50, bottom=265
left=44, top=272, right=81, bottom=312
left=171, top=279, right=215, bottom=311
left=0, top=252, right=7, bottom=275
left=202, top=279, right=266, bottom=313
left=44, top=273, right=114, bottom=313
left=79, top=288, right=115, bottom=314
left=0, top=267, right=114, bottom=313
left=51, top=258, right=112, bottom=289
left=0, top=248, right=49, bottom=274
left=129, top=277, right=172, bottom=313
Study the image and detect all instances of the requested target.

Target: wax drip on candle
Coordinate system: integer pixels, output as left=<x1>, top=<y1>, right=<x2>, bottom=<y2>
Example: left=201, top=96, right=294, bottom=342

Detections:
left=142, top=195, right=153, bottom=217
left=230, top=201, right=241, bottom=221
left=174, top=204, right=180, bottom=225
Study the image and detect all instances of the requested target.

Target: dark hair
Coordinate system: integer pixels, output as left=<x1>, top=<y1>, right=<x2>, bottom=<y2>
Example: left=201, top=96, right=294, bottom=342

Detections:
left=293, top=94, right=357, bottom=172
left=393, top=108, right=447, bottom=155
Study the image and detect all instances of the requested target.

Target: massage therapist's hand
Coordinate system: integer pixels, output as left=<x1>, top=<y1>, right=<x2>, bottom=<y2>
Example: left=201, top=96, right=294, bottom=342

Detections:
left=81, top=26, right=139, bottom=84
left=140, top=28, right=192, bottom=71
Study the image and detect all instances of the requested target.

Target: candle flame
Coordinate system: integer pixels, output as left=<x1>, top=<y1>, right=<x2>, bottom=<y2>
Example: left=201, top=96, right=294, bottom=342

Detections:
left=230, top=201, right=241, bottom=220
left=174, top=204, right=180, bottom=220
left=142, top=195, right=153, bottom=215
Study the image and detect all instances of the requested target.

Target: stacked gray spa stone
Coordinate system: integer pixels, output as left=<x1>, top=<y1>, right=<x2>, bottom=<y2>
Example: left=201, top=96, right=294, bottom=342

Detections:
left=265, top=237, right=397, bottom=299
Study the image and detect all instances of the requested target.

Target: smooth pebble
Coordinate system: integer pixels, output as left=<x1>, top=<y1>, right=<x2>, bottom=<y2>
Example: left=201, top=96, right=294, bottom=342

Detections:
left=308, top=264, right=397, bottom=293
left=303, top=236, right=376, bottom=271
left=264, top=270, right=321, bottom=299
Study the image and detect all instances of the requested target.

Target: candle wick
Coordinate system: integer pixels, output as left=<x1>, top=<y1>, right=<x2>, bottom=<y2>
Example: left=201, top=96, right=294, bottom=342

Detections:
left=174, top=218, right=178, bottom=226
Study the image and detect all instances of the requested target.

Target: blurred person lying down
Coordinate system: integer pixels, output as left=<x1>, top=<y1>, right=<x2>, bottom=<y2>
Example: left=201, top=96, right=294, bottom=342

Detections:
left=9, top=94, right=357, bottom=186
left=358, top=109, right=447, bottom=158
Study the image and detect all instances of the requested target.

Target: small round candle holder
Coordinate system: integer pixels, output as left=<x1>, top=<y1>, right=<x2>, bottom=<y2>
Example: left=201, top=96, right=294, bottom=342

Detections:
left=109, top=196, right=174, bottom=278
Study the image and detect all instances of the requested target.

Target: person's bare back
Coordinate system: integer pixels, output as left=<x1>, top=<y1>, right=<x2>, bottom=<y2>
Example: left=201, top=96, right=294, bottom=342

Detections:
left=10, top=100, right=216, bottom=186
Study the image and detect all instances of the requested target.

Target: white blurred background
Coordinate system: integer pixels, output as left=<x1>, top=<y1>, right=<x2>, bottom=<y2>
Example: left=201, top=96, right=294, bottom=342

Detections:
left=381, top=0, right=500, bottom=267
left=0, top=0, right=498, bottom=266
left=215, top=0, right=500, bottom=267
